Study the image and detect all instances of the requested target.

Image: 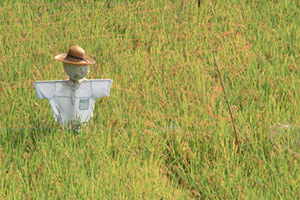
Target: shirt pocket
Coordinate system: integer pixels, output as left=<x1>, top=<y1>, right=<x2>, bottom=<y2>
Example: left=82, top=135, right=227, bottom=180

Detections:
left=79, top=98, right=89, bottom=110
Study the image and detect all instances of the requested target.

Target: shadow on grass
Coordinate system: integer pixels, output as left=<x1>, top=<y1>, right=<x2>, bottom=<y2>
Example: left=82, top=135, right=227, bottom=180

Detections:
left=0, top=126, right=58, bottom=152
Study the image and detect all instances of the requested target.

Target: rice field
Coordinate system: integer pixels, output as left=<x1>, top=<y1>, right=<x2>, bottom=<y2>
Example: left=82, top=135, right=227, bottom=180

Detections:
left=0, top=0, right=300, bottom=199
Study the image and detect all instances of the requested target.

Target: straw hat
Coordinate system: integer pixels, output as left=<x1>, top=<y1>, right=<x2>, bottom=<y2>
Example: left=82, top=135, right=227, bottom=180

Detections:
left=55, top=46, right=96, bottom=65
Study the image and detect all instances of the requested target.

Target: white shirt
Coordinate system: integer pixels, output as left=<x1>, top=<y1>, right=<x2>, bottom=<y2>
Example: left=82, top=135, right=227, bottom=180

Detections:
left=34, top=79, right=112, bottom=127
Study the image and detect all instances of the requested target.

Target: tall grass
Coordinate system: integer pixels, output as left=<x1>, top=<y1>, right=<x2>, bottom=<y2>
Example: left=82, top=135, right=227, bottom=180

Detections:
left=0, top=0, right=300, bottom=199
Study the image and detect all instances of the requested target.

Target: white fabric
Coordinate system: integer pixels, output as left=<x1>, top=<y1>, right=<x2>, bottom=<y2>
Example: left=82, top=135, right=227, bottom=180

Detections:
left=34, top=79, right=112, bottom=127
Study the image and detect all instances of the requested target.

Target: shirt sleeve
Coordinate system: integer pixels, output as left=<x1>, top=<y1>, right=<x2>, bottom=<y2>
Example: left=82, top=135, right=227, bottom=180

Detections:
left=91, top=79, right=113, bottom=99
left=34, top=81, right=56, bottom=99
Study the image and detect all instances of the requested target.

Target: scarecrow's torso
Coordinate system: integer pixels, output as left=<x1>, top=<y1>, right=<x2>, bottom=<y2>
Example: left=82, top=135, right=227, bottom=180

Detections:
left=34, top=79, right=112, bottom=126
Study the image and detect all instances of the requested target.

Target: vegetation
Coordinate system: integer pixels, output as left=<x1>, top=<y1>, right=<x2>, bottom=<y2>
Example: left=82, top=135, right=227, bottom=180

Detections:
left=0, top=0, right=299, bottom=199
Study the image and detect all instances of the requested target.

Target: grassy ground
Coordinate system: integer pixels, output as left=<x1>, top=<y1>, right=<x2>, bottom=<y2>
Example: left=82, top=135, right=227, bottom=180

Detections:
left=0, top=0, right=300, bottom=199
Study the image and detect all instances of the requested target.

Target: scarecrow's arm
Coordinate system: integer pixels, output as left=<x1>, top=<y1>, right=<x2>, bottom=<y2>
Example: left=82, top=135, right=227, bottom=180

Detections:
left=91, top=79, right=113, bottom=99
left=33, top=81, right=56, bottom=100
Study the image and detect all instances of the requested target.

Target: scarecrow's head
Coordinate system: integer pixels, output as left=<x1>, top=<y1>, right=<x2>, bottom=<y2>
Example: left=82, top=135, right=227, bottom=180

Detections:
left=54, top=45, right=96, bottom=81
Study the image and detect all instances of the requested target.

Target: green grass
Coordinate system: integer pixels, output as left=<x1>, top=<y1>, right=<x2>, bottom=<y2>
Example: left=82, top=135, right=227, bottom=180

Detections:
left=0, top=0, right=300, bottom=199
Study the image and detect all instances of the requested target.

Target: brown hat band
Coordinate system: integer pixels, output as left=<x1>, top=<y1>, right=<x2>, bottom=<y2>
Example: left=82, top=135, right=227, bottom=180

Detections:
left=67, top=54, right=87, bottom=63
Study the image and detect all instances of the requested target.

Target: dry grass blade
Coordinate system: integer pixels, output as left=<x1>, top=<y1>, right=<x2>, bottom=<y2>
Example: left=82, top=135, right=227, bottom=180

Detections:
left=212, top=51, right=240, bottom=152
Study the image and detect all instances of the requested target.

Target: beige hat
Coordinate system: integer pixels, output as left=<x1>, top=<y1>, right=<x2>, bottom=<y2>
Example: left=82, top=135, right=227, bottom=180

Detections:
left=55, top=46, right=96, bottom=65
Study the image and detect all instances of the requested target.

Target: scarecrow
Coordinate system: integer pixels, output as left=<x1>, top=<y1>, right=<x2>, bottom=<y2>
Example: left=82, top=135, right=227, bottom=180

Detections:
left=34, top=46, right=112, bottom=131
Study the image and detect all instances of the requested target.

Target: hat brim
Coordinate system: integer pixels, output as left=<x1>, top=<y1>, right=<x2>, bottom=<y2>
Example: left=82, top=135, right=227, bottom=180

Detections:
left=55, top=54, right=96, bottom=65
